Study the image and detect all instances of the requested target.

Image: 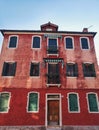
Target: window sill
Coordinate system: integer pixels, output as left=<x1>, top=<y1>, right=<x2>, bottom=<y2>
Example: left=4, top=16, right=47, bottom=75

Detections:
left=2, top=76, right=14, bottom=78
left=30, top=76, right=40, bottom=78
left=88, top=111, right=99, bottom=113
left=47, top=54, right=59, bottom=57
left=46, top=84, right=61, bottom=87
left=84, top=77, right=96, bottom=78
left=8, top=47, right=17, bottom=49
left=68, top=111, right=80, bottom=113
left=31, top=48, right=41, bottom=50
left=81, top=48, right=90, bottom=50
left=67, top=76, right=77, bottom=78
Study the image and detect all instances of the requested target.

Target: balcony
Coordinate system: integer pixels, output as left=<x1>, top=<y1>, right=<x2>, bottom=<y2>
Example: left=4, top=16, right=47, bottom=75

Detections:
left=47, top=46, right=59, bottom=56
left=46, top=73, right=61, bottom=87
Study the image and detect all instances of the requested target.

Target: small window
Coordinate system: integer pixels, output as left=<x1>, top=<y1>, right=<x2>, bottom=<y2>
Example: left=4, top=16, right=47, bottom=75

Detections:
left=87, top=93, right=99, bottom=112
left=65, top=37, right=73, bottom=49
left=2, top=62, right=17, bottom=76
left=30, top=63, right=39, bottom=76
left=9, top=36, right=17, bottom=48
left=81, top=38, right=89, bottom=49
left=66, top=63, right=78, bottom=77
left=27, top=92, right=39, bottom=112
left=68, top=93, right=79, bottom=112
left=32, top=36, right=40, bottom=48
left=0, top=93, right=10, bottom=112
left=82, top=63, right=96, bottom=77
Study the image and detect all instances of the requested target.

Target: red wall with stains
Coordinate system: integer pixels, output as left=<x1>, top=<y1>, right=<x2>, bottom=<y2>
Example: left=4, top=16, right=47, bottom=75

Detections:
left=0, top=88, right=99, bottom=126
left=0, top=23, right=99, bottom=126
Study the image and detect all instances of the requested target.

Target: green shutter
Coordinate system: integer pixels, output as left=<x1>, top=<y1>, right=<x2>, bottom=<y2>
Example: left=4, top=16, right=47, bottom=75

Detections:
left=69, top=94, right=78, bottom=111
left=28, top=93, right=38, bottom=112
left=88, top=94, right=98, bottom=112
left=0, top=93, right=10, bottom=112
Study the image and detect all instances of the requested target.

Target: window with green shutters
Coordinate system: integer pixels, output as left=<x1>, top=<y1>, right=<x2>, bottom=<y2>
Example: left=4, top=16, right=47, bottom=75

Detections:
left=0, top=93, right=10, bottom=112
left=28, top=92, right=39, bottom=112
left=68, top=93, right=79, bottom=112
left=87, top=93, right=99, bottom=112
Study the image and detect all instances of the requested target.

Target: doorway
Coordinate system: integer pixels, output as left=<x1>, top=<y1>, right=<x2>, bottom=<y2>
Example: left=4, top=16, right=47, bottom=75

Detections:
left=46, top=94, right=61, bottom=126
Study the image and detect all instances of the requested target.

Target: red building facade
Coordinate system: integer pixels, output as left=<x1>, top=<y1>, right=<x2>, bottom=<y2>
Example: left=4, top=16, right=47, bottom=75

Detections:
left=0, top=22, right=99, bottom=130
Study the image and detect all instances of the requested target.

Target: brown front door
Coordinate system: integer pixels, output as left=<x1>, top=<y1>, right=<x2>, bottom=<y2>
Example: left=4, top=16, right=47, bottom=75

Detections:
left=47, top=100, right=59, bottom=126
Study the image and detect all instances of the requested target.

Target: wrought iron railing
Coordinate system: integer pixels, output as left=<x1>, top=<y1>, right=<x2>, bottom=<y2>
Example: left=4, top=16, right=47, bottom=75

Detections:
left=46, top=73, right=60, bottom=84
left=47, top=46, right=59, bottom=54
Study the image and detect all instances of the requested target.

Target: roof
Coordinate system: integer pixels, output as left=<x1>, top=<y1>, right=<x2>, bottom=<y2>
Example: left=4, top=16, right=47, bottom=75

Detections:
left=41, top=22, right=58, bottom=28
left=0, top=29, right=97, bottom=37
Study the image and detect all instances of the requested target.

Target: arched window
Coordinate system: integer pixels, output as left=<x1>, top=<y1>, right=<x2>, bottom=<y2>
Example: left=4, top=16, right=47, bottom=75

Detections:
left=80, top=37, right=89, bottom=49
left=32, top=36, right=40, bottom=48
left=9, top=36, right=18, bottom=48
left=0, top=92, right=11, bottom=113
left=87, top=93, right=99, bottom=112
left=65, top=37, right=73, bottom=49
left=27, top=92, right=39, bottom=112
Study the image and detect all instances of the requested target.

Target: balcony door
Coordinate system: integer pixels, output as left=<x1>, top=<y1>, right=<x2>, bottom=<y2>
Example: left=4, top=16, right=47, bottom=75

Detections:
left=48, top=63, right=60, bottom=84
left=48, top=39, right=57, bottom=54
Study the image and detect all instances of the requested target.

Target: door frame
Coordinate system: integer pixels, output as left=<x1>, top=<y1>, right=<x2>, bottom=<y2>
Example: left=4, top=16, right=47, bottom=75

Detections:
left=45, top=93, right=62, bottom=127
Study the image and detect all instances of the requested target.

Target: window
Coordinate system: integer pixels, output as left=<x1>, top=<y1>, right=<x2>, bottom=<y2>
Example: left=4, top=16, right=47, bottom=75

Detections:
left=66, top=63, right=78, bottom=77
left=0, top=92, right=10, bottom=112
left=30, top=63, right=39, bottom=76
left=82, top=63, right=96, bottom=77
left=65, top=37, right=73, bottom=49
left=32, top=36, right=40, bottom=48
left=48, top=39, right=58, bottom=54
left=2, top=62, right=17, bottom=76
left=87, top=93, right=99, bottom=112
left=68, top=93, right=79, bottom=112
left=9, top=36, right=18, bottom=48
left=27, top=92, right=39, bottom=112
left=81, top=38, right=89, bottom=49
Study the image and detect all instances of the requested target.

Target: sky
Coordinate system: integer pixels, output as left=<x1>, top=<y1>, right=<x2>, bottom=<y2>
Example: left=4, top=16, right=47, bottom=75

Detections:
left=0, top=0, right=99, bottom=63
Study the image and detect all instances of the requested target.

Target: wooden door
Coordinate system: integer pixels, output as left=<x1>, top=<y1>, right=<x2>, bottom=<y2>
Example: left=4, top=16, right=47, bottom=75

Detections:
left=47, top=100, right=59, bottom=126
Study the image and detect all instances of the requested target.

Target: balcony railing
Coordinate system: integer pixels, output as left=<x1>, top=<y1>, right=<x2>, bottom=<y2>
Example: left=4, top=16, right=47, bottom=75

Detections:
left=46, top=73, right=61, bottom=86
left=47, top=46, right=59, bottom=55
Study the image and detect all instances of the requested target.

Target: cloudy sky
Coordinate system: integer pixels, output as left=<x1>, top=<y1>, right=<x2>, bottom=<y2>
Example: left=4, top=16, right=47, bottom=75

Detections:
left=0, top=0, right=99, bottom=63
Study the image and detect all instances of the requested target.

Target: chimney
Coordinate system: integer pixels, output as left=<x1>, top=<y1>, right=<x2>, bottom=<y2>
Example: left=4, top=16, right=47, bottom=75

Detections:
left=82, top=28, right=88, bottom=32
